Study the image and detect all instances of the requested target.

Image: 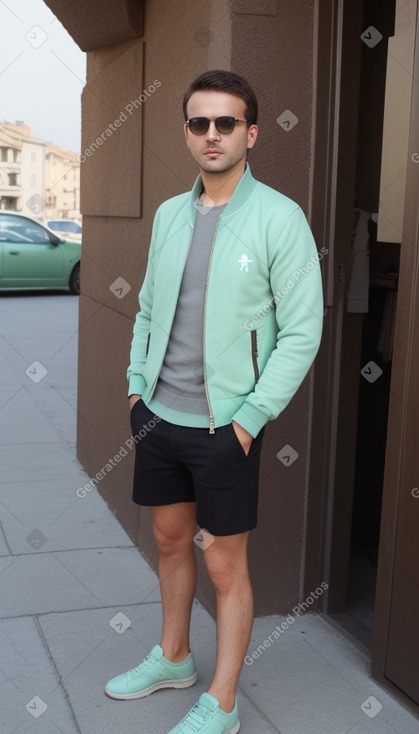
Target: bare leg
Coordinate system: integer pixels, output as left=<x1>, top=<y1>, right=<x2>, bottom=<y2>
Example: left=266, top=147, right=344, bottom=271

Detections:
left=203, top=531, right=253, bottom=712
left=150, top=502, right=197, bottom=662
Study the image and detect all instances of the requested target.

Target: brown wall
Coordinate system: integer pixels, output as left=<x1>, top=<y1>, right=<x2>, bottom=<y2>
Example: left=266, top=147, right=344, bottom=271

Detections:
left=49, top=0, right=320, bottom=617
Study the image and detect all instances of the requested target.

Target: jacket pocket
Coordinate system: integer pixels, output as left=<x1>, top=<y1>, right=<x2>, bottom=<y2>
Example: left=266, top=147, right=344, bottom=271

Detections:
left=250, top=330, right=260, bottom=382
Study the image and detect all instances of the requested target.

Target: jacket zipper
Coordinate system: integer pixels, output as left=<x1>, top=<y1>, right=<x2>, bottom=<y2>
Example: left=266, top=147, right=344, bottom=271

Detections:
left=251, top=329, right=260, bottom=381
left=203, top=219, right=220, bottom=434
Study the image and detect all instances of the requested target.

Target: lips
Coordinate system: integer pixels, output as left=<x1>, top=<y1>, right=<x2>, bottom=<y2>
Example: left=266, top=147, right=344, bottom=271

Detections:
left=204, top=150, right=222, bottom=156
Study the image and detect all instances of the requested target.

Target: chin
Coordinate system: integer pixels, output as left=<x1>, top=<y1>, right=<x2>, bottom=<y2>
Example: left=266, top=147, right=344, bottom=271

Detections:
left=200, top=159, right=230, bottom=173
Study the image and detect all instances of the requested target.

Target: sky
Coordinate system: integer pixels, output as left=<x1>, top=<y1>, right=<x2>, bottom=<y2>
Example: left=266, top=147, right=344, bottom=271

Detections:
left=0, top=0, right=85, bottom=153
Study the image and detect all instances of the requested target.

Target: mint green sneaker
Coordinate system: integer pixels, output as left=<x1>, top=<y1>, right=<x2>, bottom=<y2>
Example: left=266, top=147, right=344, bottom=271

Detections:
left=104, top=644, right=197, bottom=700
left=166, top=692, right=240, bottom=734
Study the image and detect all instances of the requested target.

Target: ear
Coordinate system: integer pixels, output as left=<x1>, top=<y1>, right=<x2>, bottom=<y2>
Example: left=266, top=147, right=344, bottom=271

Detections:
left=246, top=124, right=258, bottom=150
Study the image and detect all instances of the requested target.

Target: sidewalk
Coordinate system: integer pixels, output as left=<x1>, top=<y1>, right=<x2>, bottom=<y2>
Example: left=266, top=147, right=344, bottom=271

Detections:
left=0, top=292, right=418, bottom=734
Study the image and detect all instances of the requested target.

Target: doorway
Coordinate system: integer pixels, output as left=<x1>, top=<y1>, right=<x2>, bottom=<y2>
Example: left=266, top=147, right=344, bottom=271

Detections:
left=343, top=226, right=400, bottom=650
left=308, top=0, right=419, bottom=712
left=338, top=0, right=397, bottom=650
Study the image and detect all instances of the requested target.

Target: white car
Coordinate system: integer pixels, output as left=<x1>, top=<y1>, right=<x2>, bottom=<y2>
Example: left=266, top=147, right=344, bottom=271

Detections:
left=47, top=219, right=82, bottom=243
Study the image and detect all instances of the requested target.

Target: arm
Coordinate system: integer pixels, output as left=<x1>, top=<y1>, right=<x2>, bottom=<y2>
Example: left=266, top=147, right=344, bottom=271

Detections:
left=126, top=210, right=160, bottom=397
left=232, top=206, right=324, bottom=437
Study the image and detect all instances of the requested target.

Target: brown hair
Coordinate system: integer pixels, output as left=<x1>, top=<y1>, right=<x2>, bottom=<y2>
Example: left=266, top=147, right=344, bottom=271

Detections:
left=183, top=70, right=258, bottom=125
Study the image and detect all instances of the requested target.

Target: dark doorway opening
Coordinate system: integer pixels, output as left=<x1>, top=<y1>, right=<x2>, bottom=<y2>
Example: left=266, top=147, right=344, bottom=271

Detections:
left=347, top=230, right=399, bottom=649
left=331, top=0, right=398, bottom=650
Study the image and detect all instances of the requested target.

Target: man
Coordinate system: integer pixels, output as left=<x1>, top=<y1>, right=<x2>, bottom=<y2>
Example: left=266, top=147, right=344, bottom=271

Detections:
left=105, top=70, right=323, bottom=734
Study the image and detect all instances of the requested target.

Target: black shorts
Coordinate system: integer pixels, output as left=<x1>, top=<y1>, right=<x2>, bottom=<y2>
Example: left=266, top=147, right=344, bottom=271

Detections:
left=130, top=399, right=265, bottom=536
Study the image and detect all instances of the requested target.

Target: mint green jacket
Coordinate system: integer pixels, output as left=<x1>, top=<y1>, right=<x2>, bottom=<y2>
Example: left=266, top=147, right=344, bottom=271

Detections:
left=127, top=165, right=324, bottom=438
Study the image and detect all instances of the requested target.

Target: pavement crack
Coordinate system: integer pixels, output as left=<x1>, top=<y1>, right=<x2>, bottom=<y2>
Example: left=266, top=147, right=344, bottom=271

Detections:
left=34, top=615, right=82, bottom=733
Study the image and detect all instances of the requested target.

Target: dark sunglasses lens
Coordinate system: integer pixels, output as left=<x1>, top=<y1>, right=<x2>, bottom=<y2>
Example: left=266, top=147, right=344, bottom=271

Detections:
left=188, top=118, right=209, bottom=135
left=188, top=117, right=238, bottom=135
left=215, top=117, right=236, bottom=134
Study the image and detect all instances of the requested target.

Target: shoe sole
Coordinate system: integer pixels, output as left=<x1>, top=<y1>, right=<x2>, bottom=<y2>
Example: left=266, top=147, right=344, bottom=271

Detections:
left=225, top=722, right=240, bottom=734
left=104, top=672, right=198, bottom=700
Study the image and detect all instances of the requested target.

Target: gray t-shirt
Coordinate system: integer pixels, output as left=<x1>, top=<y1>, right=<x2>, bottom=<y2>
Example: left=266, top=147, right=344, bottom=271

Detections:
left=150, top=200, right=227, bottom=416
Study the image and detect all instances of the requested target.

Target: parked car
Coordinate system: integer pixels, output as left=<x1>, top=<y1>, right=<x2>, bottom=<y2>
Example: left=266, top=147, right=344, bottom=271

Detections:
left=0, top=211, right=81, bottom=295
left=47, top=219, right=82, bottom=243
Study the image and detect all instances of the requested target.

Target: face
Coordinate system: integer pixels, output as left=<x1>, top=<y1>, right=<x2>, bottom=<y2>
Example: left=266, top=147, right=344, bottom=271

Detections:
left=184, top=90, right=258, bottom=174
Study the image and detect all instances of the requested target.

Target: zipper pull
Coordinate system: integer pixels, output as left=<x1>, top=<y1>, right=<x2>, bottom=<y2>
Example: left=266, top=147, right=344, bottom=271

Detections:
left=209, top=417, right=215, bottom=434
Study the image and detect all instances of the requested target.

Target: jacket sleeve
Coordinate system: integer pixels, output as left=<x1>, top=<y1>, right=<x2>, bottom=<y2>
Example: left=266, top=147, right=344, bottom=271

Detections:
left=126, top=209, right=160, bottom=396
left=232, top=206, right=324, bottom=437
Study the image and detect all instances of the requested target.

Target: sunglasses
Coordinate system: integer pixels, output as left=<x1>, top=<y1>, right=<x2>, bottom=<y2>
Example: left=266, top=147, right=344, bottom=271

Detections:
left=185, top=116, right=248, bottom=135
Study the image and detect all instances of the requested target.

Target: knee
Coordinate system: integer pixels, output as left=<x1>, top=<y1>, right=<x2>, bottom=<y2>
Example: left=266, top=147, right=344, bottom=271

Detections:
left=204, top=553, right=245, bottom=594
left=153, top=519, right=194, bottom=556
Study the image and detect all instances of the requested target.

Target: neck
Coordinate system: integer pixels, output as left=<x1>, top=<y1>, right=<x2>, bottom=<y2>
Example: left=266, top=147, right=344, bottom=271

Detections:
left=199, top=159, right=246, bottom=206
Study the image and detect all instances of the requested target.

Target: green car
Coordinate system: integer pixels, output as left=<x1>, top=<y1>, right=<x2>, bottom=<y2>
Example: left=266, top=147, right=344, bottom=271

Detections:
left=0, top=211, right=81, bottom=295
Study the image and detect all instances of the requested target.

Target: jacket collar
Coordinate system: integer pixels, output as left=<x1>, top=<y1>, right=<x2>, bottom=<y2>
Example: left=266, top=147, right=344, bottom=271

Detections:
left=187, top=162, right=259, bottom=224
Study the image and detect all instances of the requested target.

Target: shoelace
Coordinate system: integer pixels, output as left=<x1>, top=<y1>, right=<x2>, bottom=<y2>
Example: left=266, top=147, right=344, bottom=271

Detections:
left=127, top=653, right=155, bottom=679
left=180, top=700, right=213, bottom=732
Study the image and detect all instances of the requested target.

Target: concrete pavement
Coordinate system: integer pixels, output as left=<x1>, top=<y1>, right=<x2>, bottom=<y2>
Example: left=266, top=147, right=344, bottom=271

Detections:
left=0, top=292, right=418, bottom=734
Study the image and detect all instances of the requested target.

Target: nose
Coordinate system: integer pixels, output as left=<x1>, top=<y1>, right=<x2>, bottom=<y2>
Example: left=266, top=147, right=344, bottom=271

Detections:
left=205, top=121, right=221, bottom=142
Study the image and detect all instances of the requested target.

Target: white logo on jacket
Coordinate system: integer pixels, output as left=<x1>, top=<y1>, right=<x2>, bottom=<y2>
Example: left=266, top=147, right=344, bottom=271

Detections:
left=238, top=254, right=253, bottom=272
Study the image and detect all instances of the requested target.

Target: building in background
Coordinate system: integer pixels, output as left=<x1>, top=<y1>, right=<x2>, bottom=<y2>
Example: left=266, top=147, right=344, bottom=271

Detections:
left=0, top=125, right=22, bottom=211
left=45, top=144, right=80, bottom=221
left=0, top=122, right=46, bottom=218
left=0, top=121, right=80, bottom=221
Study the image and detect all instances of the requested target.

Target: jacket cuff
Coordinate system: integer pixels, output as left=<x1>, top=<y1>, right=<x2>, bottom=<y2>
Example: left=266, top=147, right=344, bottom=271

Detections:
left=232, top=402, right=270, bottom=438
left=128, top=374, right=147, bottom=397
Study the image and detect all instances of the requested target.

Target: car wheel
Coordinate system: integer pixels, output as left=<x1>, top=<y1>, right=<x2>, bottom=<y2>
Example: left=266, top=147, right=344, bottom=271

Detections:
left=69, top=263, right=80, bottom=295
